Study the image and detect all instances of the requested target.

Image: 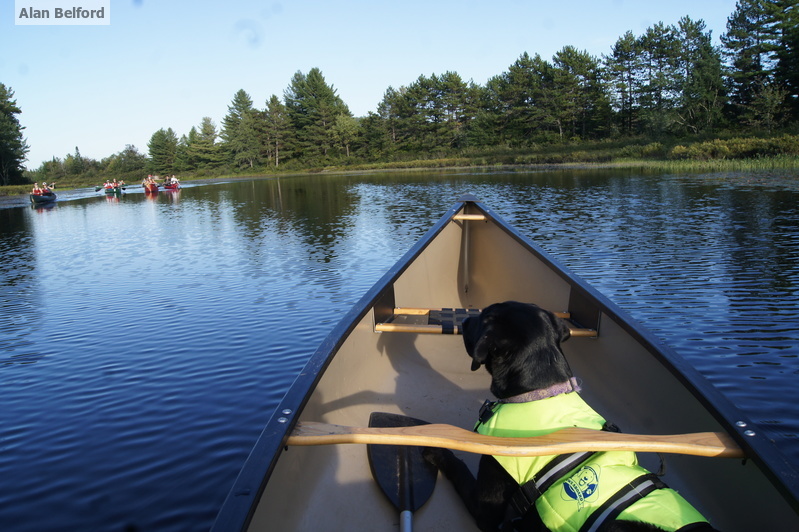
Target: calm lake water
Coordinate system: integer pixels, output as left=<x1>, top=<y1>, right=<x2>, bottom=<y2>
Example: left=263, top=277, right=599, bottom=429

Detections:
left=2, top=168, right=798, bottom=530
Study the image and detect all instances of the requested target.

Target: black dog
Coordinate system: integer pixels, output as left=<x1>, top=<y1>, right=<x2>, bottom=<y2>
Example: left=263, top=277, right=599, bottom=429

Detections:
left=423, top=301, right=717, bottom=532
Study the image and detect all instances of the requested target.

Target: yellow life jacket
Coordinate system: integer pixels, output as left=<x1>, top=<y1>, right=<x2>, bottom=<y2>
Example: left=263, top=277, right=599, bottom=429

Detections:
left=475, top=391, right=709, bottom=532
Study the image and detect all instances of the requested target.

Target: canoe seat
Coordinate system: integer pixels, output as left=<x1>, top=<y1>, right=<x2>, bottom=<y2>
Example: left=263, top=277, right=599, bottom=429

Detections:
left=374, top=307, right=597, bottom=337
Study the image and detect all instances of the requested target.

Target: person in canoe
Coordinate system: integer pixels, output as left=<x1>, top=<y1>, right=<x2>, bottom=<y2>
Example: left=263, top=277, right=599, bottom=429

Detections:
left=31, top=183, right=41, bottom=195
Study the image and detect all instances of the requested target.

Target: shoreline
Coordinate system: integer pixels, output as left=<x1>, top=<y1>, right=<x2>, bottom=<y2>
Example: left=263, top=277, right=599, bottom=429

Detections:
left=5, top=158, right=799, bottom=209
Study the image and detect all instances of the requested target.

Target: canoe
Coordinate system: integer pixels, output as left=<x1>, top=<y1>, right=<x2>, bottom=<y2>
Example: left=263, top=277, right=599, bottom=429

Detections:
left=213, top=195, right=799, bottom=531
left=29, top=192, right=56, bottom=204
left=164, top=182, right=180, bottom=191
left=104, top=186, right=123, bottom=195
left=143, top=182, right=159, bottom=193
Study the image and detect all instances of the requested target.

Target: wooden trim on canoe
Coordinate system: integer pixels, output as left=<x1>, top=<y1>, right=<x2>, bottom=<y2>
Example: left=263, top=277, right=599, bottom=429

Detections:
left=375, top=307, right=597, bottom=337
left=394, top=307, right=572, bottom=319
left=453, top=214, right=487, bottom=221
left=375, top=322, right=466, bottom=334
left=288, top=421, right=745, bottom=459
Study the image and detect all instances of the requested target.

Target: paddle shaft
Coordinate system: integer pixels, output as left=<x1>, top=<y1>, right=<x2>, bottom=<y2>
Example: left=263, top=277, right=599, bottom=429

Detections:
left=400, top=511, right=412, bottom=532
left=399, top=445, right=412, bottom=532
left=289, top=421, right=744, bottom=458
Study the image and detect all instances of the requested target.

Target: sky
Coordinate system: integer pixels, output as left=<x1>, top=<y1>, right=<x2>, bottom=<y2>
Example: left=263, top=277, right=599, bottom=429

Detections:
left=3, top=0, right=739, bottom=169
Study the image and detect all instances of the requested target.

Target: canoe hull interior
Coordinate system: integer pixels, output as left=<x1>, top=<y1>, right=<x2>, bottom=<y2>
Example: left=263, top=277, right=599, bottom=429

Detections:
left=217, top=198, right=799, bottom=531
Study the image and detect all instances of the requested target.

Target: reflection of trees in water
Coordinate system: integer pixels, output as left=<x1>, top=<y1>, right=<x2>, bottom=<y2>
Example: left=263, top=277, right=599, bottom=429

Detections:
left=224, top=175, right=359, bottom=264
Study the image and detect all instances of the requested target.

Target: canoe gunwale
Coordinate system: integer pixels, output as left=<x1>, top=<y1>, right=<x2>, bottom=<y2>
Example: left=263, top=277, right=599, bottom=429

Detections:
left=212, top=195, right=799, bottom=530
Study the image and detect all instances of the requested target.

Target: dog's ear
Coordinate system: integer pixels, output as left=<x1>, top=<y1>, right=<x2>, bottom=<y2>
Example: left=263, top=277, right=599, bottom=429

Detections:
left=553, top=314, right=571, bottom=344
left=470, top=336, right=491, bottom=371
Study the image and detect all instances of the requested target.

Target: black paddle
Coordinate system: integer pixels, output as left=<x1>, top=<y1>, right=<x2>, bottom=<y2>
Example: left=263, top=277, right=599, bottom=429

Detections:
left=367, top=412, right=438, bottom=532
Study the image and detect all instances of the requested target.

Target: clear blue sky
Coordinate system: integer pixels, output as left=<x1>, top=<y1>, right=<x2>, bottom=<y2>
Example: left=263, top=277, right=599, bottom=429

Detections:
left=3, top=0, right=738, bottom=169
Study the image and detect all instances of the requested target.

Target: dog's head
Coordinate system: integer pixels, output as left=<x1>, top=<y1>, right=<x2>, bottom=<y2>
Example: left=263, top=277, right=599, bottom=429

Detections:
left=462, top=301, right=573, bottom=399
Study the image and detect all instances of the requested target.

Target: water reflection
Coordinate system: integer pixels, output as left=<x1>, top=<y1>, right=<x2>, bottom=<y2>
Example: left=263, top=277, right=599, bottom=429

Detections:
left=0, top=169, right=797, bottom=530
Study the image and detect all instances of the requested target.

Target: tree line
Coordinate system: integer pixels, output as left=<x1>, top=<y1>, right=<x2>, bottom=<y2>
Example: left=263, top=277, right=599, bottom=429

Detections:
left=5, top=0, right=799, bottom=186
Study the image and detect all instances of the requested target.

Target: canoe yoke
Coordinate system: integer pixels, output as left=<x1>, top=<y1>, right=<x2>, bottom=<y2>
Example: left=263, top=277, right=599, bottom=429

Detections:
left=374, top=307, right=597, bottom=338
left=288, top=421, right=745, bottom=459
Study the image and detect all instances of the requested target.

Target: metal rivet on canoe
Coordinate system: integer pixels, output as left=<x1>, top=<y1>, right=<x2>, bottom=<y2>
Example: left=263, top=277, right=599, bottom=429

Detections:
left=282, top=409, right=292, bottom=415
left=278, top=417, right=288, bottom=423
left=744, top=430, right=756, bottom=437
left=736, top=421, right=747, bottom=428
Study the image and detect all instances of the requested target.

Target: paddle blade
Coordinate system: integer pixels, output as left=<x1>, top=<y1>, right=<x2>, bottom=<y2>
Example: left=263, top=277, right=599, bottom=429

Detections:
left=367, top=412, right=438, bottom=513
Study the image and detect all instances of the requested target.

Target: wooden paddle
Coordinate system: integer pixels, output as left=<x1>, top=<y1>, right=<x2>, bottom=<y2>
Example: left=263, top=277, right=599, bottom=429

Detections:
left=367, top=413, right=438, bottom=532
left=290, top=420, right=745, bottom=459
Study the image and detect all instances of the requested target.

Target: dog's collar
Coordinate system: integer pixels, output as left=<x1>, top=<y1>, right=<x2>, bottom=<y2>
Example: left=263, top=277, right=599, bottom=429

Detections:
left=500, top=377, right=581, bottom=404
left=476, top=378, right=582, bottom=428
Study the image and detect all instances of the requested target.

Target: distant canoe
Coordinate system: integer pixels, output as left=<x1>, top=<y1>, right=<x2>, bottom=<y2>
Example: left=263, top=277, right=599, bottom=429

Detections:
left=164, top=182, right=180, bottom=191
left=143, top=182, right=159, bottom=193
left=105, top=187, right=123, bottom=195
left=30, top=192, right=56, bottom=204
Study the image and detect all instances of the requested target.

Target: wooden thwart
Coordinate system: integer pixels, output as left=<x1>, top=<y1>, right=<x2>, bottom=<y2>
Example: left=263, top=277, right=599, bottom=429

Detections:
left=288, top=421, right=745, bottom=459
left=374, top=307, right=597, bottom=337
left=453, top=214, right=487, bottom=221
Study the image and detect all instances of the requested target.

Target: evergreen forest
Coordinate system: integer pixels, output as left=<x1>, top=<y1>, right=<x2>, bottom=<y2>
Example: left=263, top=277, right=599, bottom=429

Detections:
left=4, top=0, right=799, bottom=188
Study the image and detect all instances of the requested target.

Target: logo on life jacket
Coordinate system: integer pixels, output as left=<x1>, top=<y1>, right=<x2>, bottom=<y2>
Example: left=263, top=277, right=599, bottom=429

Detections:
left=562, top=465, right=601, bottom=511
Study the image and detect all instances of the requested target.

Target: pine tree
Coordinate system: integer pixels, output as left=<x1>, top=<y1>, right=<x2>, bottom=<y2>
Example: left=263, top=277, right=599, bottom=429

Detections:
left=605, top=31, right=641, bottom=135
left=174, top=128, right=199, bottom=171
left=522, top=54, right=561, bottom=141
left=331, top=115, right=360, bottom=156
left=221, top=89, right=254, bottom=140
left=484, top=53, right=556, bottom=144
left=551, top=46, right=608, bottom=139
left=147, top=128, right=178, bottom=174
left=637, top=23, right=682, bottom=135
left=772, top=0, right=799, bottom=117
left=264, top=95, right=291, bottom=167
left=375, top=86, right=417, bottom=150
left=64, top=146, right=86, bottom=175
left=221, top=89, right=262, bottom=168
left=721, top=0, right=778, bottom=111
left=0, top=84, right=30, bottom=186
left=193, top=117, right=224, bottom=168
left=435, top=71, right=479, bottom=148
left=675, top=17, right=726, bottom=134
left=284, top=68, right=350, bottom=160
